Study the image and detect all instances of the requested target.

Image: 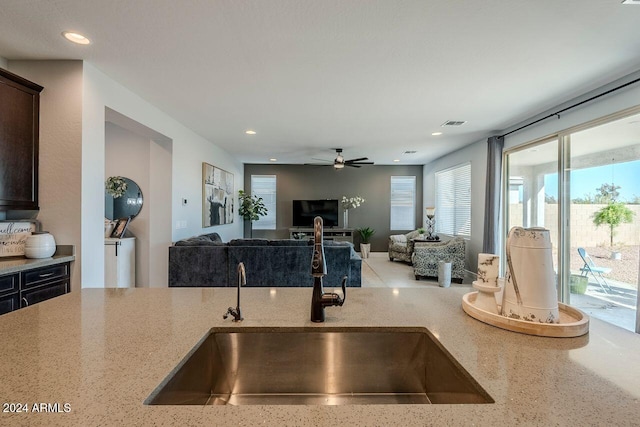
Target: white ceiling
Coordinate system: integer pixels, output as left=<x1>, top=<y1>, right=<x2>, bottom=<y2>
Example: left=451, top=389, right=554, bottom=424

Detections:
left=1, top=0, right=640, bottom=165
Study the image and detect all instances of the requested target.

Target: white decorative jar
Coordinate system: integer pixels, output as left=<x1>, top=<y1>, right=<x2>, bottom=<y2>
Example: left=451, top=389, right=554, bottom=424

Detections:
left=24, top=231, right=56, bottom=259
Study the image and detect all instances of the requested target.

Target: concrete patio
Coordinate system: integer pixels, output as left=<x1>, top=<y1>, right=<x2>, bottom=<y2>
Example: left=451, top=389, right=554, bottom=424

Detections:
left=569, top=276, right=638, bottom=333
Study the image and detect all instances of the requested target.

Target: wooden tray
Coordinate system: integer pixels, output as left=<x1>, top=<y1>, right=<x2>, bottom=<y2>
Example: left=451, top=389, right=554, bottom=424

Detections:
left=462, top=292, right=589, bottom=338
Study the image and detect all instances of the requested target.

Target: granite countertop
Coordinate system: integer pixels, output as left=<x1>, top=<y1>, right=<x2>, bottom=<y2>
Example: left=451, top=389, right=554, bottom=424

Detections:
left=0, top=287, right=639, bottom=426
left=0, top=245, right=75, bottom=274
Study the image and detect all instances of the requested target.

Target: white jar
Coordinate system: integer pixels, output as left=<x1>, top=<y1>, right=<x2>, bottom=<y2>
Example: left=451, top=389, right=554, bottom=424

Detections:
left=24, top=232, right=56, bottom=259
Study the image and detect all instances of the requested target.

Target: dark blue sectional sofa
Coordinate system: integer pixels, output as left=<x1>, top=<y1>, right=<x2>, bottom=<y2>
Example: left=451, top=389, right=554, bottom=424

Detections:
left=168, top=233, right=361, bottom=288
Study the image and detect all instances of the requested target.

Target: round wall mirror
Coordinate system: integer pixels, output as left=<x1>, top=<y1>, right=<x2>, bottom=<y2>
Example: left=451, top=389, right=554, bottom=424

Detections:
left=105, top=177, right=144, bottom=220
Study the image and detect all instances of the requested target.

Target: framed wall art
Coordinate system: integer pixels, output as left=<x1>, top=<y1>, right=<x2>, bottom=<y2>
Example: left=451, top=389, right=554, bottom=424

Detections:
left=202, top=162, right=234, bottom=227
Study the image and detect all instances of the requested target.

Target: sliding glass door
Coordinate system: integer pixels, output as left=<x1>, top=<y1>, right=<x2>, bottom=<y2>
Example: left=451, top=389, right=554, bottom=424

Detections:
left=505, top=137, right=560, bottom=274
left=504, top=108, right=640, bottom=332
left=566, top=113, right=640, bottom=332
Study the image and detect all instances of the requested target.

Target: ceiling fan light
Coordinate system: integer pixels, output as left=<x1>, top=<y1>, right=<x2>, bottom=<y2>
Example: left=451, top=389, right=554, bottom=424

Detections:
left=334, top=162, right=345, bottom=169
left=336, top=154, right=344, bottom=163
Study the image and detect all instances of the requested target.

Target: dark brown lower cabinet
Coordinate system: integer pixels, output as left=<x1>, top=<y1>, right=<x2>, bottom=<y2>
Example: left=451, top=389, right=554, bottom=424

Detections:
left=0, top=261, right=70, bottom=315
left=0, top=293, right=20, bottom=315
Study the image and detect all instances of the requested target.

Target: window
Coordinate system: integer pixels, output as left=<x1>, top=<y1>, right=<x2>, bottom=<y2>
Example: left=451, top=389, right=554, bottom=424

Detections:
left=390, top=176, right=416, bottom=230
left=251, top=175, right=276, bottom=230
left=435, top=163, right=471, bottom=236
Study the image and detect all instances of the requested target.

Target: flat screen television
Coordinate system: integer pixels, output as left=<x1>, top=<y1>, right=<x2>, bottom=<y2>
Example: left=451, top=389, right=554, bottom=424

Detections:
left=292, top=199, right=339, bottom=227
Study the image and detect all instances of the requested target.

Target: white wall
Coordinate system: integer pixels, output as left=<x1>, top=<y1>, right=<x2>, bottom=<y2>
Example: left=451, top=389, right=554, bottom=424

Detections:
left=0, top=56, right=7, bottom=69
left=423, top=141, right=487, bottom=273
left=105, top=119, right=174, bottom=288
left=105, top=122, right=152, bottom=287
left=82, top=62, right=243, bottom=287
left=8, top=60, right=84, bottom=291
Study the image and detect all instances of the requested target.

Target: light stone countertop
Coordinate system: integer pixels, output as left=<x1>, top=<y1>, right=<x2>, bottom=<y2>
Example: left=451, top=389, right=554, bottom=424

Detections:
left=0, top=245, right=75, bottom=274
left=0, top=287, right=639, bottom=426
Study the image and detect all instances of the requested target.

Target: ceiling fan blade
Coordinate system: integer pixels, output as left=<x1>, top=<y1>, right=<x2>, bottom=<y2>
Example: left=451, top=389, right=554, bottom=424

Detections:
left=345, top=157, right=368, bottom=163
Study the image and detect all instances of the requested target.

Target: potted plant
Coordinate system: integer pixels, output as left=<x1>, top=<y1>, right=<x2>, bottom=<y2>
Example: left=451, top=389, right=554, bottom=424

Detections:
left=593, top=201, right=634, bottom=260
left=417, top=227, right=426, bottom=239
left=569, top=274, right=588, bottom=294
left=238, top=190, right=267, bottom=238
left=356, top=227, right=375, bottom=259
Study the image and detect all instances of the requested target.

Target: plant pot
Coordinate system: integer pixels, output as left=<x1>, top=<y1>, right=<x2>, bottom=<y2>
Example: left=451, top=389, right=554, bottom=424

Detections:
left=610, top=251, right=622, bottom=260
left=569, top=274, right=588, bottom=294
left=360, top=243, right=371, bottom=259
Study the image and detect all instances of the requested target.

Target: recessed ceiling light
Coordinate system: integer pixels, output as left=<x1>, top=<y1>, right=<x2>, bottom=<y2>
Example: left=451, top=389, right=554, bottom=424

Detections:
left=393, top=159, right=400, bottom=162
left=269, top=158, right=277, bottom=162
left=431, top=132, right=443, bottom=136
left=245, top=130, right=256, bottom=135
left=62, top=31, right=90, bottom=45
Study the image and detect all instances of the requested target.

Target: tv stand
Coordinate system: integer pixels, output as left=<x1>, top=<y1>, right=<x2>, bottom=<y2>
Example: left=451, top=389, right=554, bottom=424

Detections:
left=289, top=228, right=354, bottom=244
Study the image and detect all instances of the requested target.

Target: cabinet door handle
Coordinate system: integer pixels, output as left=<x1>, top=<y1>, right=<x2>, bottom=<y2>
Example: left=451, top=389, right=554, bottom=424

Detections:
left=22, top=297, right=29, bottom=307
left=39, top=272, right=55, bottom=278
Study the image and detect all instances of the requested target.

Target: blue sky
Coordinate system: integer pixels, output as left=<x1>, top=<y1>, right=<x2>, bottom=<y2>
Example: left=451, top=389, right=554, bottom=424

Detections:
left=545, top=159, right=640, bottom=202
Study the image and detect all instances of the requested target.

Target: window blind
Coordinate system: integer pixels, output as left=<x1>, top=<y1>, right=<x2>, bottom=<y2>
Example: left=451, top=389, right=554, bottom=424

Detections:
left=435, top=163, right=471, bottom=237
left=251, top=175, right=276, bottom=230
left=390, top=176, right=416, bottom=230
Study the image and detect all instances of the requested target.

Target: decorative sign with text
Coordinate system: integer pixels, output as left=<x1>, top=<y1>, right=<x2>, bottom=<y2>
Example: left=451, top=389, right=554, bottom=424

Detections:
left=0, top=222, right=37, bottom=257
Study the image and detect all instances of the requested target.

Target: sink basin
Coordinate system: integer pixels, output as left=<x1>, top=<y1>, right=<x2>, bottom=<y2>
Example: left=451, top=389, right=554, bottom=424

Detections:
left=145, top=327, right=493, bottom=405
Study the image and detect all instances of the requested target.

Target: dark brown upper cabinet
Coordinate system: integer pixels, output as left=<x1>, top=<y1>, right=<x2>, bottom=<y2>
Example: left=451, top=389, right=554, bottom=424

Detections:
left=0, top=68, right=43, bottom=211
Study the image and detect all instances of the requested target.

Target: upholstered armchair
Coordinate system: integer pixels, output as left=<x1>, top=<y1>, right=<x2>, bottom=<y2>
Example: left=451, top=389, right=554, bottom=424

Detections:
left=411, top=237, right=466, bottom=283
left=388, top=230, right=421, bottom=263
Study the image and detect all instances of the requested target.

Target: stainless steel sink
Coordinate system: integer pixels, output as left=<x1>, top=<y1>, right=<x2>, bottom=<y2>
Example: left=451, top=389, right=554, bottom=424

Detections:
left=145, top=327, right=493, bottom=405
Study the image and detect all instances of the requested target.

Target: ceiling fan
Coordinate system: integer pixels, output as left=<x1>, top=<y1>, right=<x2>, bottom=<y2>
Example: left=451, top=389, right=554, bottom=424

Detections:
left=307, top=148, right=374, bottom=169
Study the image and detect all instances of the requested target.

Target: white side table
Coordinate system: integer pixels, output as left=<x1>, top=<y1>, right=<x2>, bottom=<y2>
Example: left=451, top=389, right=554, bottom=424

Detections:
left=104, top=237, right=136, bottom=288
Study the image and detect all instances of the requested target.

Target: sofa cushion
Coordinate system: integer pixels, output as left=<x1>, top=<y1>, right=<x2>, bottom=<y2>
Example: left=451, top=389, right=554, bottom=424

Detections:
left=268, top=239, right=311, bottom=247
left=228, top=238, right=269, bottom=246
left=175, top=233, right=225, bottom=246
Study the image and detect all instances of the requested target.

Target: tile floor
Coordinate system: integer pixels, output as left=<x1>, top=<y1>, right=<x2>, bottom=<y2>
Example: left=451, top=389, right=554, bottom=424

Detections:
left=361, top=252, right=474, bottom=288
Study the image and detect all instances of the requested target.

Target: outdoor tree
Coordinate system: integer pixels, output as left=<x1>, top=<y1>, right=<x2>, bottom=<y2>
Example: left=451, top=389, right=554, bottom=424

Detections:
left=592, top=202, right=634, bottom=247
left=595, top=183, right=621, bottom=204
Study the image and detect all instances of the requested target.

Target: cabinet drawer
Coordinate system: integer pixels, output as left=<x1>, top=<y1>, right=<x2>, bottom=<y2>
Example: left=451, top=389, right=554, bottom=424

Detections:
left=0, top=292, right=20, bottom=315
left=0, top=273, right=19, bottom=295
left=21, top=280, right=69, bottom=308
left=22, top=263, right=69, bottom=288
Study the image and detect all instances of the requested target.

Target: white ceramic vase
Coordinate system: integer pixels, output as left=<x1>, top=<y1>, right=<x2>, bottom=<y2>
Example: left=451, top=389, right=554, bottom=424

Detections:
left=502, top=226, right=559, bottom=323
left=360, top=243, right=371, bottom=259
left=24, top=232, right=56, bottom=259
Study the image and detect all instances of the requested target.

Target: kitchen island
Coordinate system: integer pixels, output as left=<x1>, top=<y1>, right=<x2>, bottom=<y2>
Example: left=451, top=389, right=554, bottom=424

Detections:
left=0, top=287, right=639, bottom=426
